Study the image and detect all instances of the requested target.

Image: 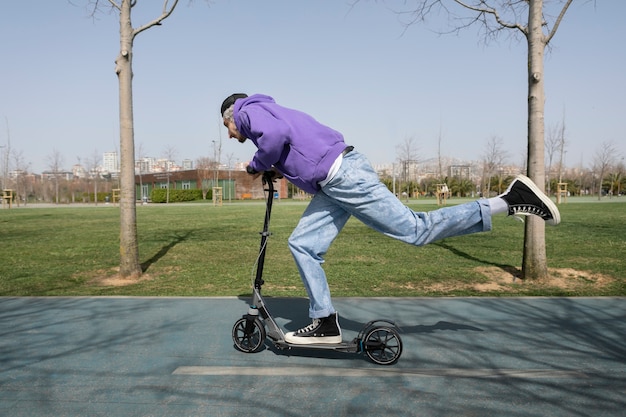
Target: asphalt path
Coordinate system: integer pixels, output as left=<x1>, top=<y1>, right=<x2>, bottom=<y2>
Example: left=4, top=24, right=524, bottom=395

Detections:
left=1, top=296, right=624, bottom=416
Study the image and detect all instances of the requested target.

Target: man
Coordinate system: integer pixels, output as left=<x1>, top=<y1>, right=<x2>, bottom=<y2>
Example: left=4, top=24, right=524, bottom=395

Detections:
left=221, top=93, right=560, bottom=345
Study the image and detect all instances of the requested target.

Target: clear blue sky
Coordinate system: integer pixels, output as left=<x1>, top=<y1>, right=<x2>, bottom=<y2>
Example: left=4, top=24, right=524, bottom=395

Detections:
left=1, top=1, right=624, bottom=174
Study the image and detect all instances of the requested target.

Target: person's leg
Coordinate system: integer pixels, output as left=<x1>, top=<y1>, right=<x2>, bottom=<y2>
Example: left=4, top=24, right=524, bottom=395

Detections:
left=288, top=151, right=490, bottom=319
left=288, top=192, right=351, bottom=319
left=322, top=151, right=492, bottom=245
left=284, top=151, right=559, bottom=345
left=285, top=192, right=348, bottom=344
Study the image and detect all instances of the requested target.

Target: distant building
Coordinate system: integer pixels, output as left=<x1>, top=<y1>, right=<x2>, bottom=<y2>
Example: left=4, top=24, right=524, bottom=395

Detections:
left=72, top=164, right=88, bottom=179
left=103, top=152, right=119, bottom=173
left=41, top=171, right=74, bottom=181
left=182, top=159, right=193, bottom=170
left=449, top=165, right=471, bottom=180
left=135, top=157, right=158, bottom=174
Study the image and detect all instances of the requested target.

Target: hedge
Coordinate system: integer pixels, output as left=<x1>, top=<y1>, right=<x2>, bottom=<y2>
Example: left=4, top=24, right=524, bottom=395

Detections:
left=151, top=188, right=203, bottom=203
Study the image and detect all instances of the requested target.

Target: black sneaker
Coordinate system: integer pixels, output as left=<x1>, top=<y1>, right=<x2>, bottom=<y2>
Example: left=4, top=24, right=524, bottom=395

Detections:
left=284, top=313, right=342, bottom=345
left=500, top=175, right=561, bottom=226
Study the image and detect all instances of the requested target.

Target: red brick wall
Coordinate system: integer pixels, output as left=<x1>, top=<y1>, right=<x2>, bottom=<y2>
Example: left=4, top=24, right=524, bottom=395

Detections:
left=136, top=169, right=290, bottom=200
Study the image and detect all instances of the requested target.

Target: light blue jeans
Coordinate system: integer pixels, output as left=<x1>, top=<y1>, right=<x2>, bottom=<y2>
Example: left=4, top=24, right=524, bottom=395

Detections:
left=288, top=151, right=492, bottom=319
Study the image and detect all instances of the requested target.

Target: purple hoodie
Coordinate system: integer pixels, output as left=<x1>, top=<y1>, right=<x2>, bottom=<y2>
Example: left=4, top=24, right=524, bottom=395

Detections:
left=233, top=94, right=346, bottom=194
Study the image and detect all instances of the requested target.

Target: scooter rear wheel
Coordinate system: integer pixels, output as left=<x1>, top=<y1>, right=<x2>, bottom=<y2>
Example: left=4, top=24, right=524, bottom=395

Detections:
left=232, top=317, right=266, bottom=353
left=363, top=326, right=403, bottom=365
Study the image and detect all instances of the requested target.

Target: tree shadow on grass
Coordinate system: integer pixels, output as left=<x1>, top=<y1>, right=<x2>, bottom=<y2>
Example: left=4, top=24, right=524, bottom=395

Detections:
left=141, top=230, right=194, bottom=272
left=434, top=241, right=521, bottom=279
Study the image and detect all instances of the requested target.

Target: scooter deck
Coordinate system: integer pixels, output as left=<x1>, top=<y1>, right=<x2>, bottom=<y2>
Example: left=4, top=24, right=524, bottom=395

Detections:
left=274, top=339, right=360, bottom=353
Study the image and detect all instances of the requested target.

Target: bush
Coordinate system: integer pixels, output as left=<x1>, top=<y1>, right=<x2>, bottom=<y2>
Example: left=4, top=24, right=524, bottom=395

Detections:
left=151, top=188, right=203, bottom=203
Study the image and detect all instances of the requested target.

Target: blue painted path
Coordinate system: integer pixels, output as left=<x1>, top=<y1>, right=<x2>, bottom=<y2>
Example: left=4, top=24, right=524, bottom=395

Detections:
left=1, top=297, right=624, bottom=416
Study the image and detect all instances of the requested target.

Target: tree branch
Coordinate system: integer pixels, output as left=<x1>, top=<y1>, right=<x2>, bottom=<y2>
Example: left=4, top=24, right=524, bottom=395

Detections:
left=390, top=0, right=529, bottom=40
left=544, top=0, right=574, bottom=45
left=107, top=0, right=121, bottom=12
left=132, top=0, right=180, bottom=39
left=452, top=0, right=526, bottom=34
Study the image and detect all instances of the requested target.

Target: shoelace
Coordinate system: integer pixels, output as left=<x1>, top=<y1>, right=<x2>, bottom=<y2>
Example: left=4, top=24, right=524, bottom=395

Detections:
left=295, top=319, right=322, bottom=335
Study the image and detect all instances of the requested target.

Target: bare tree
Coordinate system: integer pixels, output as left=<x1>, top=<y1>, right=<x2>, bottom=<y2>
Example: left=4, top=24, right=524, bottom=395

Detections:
left=381, top=0, right=576, bottom=280
left=592, top=141, right=618, bottom=200
left=47, top=149, right=65, bottom=204
left=396, top=136, right=420, bottom=162
left=545, top=123, right=560, bottom=194
left=195, top=156, right=213, bottom=199
left=1, top=117, right=11, bottom=192
left=136, top=143, right=145, bottom=203
left=88, top=0, right=181, bottom=279
left=556, top=121, right=567, bottom=184
left=11, top=149, right=29, bottom=207
left=545, top=113, right=567, bottom=195
left=82, top=149, right=101, bottom=205
left=396, top=136, right=420, bottom=196
left=162, top=145, right=178, bottom=204
left=481, top=135, right=508, bottom=195
left=613, top=158, right=625, bottom=197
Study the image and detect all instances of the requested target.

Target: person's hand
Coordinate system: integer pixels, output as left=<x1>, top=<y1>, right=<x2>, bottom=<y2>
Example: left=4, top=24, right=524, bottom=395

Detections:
left=246, top=164, right=262, bottom=180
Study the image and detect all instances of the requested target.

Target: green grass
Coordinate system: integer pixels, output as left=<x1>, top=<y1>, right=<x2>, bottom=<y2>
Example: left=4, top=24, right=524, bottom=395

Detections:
left=0, top=197, right=624, bottom=297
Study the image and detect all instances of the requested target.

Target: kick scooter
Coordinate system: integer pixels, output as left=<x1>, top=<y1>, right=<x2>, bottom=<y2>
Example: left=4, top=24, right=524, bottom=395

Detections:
left=231, top=172, right=403, bottom=365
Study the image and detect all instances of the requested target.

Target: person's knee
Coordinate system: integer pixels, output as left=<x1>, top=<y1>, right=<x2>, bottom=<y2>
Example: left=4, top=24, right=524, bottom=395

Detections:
left=288, top=230, right=322, bottom=261
left=287, top=232, right=301, bottom=253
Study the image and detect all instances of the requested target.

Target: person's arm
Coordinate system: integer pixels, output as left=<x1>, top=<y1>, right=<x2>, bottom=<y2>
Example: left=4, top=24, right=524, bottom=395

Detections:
left=239, top=108, right=290, bottom=172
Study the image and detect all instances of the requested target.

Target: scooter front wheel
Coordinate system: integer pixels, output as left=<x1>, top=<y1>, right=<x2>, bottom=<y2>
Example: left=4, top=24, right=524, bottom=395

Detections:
left=363, top=326, right=403, bottom=365
left=232, top=317, right=266, bottom=353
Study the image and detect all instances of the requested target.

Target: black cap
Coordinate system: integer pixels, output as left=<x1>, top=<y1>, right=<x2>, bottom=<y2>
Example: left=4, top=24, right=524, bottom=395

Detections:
left=220, top=93, right=248, bottom=116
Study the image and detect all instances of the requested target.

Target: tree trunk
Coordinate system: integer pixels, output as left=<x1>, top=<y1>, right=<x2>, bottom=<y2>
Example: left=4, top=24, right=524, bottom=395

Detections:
left=116, top=0, right=141, bottom=279
left=522, top=0, right=549, bottom=280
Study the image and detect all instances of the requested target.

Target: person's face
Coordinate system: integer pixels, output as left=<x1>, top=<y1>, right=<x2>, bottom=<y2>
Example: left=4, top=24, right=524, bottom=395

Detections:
left=223, top=118, right=246, bottom=143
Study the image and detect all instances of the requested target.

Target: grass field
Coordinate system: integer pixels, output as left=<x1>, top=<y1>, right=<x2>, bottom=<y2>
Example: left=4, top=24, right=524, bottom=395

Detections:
left=1, top=197, right=624, bottom=297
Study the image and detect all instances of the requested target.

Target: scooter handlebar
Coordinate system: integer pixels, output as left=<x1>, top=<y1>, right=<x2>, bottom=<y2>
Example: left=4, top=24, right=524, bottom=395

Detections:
left=262, top=170, right=283, bottom=185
